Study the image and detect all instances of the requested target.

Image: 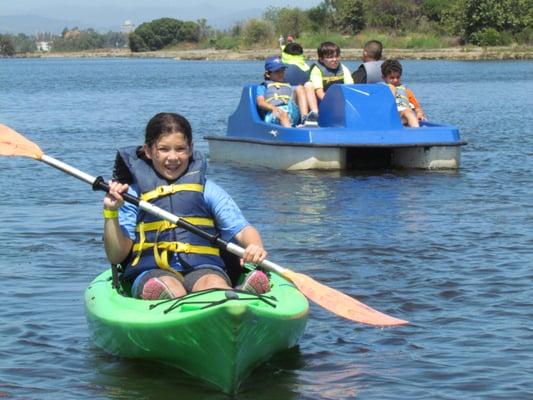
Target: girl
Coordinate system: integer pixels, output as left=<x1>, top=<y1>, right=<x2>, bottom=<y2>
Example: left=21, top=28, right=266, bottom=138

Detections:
left=103, top=113, right=270, bottom=300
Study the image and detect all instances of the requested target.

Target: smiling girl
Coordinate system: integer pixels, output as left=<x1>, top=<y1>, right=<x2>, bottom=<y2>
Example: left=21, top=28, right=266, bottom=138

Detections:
left=103, top=113, right=270, bottom=300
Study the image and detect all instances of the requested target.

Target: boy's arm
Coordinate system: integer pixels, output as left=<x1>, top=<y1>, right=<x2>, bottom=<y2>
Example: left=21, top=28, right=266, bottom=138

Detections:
left=257, top=96, right=277, bottom=113
left=352, top=64, right=366, bottom=83
left=256, top=95, right=286, bottom=119
left=406, top=88, right=426, bottom=120
left=309, top=67, right=325, bottom=100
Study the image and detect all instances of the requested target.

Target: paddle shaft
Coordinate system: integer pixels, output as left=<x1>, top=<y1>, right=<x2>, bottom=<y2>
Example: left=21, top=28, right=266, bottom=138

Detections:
left=40, top=154, right=286, bottom=275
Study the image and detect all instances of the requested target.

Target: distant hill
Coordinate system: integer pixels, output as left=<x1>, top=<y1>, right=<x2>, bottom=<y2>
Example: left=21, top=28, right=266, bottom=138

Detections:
left=0, top=14, right=85, bottom=35
left=0, top=6, right=263, bottom=35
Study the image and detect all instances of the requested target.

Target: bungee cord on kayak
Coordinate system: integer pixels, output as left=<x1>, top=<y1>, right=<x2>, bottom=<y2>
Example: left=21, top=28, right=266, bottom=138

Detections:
left=150, top=289, right=279, bottom=314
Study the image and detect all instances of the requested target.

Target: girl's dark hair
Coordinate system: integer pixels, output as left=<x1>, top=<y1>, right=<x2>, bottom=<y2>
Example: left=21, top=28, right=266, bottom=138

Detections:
left=381, top=59, right=403, bottom=77
left=317, top=41, right=340, bottom=58
left=145, top=112, right=192, bottom=147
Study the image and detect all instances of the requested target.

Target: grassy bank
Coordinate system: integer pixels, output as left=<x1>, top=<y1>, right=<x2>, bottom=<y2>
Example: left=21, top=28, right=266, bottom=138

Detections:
left=22, top=45, right=533, bottom=61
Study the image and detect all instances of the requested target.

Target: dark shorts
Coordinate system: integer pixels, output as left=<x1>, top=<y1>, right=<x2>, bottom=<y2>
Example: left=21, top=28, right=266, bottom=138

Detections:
left=183, top=267, right=231, bottom=292
left=131, top=267, right=231, bottom=298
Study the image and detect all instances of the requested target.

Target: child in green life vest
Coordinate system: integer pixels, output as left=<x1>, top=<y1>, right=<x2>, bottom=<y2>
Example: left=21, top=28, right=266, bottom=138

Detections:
left=307, top=41, right=354, bottom=103
left=381, top=59, right=424, bottom=128
left=256, top=56, right=316, bottom=127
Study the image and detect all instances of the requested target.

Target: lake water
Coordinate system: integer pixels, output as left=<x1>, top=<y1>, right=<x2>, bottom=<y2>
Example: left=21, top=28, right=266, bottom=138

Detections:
left=0, top=57, right=532, bottom=399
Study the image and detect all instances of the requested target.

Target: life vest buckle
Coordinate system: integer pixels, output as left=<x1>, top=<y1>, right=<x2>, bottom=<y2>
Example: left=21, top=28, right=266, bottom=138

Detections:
left=157, top=185, right=173, bottom=196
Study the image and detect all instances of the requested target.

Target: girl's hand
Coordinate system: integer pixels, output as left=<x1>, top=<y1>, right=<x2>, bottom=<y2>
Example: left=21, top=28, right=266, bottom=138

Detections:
left=241, top=244, right=268, bottom=266
left=103, top=180, right=129, bottom=211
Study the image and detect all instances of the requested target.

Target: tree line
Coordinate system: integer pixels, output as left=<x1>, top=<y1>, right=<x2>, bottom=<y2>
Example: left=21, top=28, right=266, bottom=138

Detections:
left=1, top=0, right=531, bottom=56
left=0, top=29, right=128, bottom=56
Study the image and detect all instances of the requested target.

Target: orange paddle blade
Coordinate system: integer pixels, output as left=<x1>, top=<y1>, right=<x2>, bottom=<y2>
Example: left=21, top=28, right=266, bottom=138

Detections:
left=0, top=124, right=43, bottom=159
left=282, top=269, right=408, bottom=326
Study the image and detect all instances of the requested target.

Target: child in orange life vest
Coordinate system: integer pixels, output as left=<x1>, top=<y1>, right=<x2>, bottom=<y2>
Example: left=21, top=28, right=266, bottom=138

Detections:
left=256, top=56, right=313, bottom=127
left=381, top=59, right=426, bottom=128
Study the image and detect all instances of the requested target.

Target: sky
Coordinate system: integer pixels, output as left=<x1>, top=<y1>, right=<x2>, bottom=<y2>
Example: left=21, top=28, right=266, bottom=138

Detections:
left=1, top=0, right=323, bottom=33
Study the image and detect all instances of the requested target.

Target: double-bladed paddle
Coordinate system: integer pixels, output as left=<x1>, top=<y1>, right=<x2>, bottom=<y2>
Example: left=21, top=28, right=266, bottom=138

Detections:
left=0, top=123, right=408, bottom=326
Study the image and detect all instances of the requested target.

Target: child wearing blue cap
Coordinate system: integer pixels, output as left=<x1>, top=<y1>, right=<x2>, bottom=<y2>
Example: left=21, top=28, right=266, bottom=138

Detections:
left=256, top=56, right=317, bottom=127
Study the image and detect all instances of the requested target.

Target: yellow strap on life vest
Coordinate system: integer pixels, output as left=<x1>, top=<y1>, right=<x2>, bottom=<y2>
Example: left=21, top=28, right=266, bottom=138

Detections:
left=136, top=217, right=215, bottom=233
left=140, top=183, right=204, bottom=202
left=323, top=75, right=344, bottom=84
left=153, top=243, right=172, bottom=271
left=265, top=94, right=291, bottom=104
left=131, top=219, right=148, bottom=267
left=265, top=82, right=292, bottom=104
left=132, top=241, right=220, bottom=256
left=267, top=82, right=291, bottom=89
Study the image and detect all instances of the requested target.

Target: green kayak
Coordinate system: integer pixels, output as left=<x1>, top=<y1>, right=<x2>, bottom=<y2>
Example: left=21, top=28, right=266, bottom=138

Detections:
left=84, top=268, right=309, bottom=394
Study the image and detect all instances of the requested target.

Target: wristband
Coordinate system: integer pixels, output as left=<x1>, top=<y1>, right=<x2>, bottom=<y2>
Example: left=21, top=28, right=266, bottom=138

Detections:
left=103, top=209, right=119, bottom=219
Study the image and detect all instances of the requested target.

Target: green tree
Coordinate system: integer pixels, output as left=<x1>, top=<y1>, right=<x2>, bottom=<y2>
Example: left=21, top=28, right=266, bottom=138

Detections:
left=306, top=4, right=331, bottom=32
left=439, top=0, right=466, bottom=36
left=364, top=0, right=419, bottom=31
left=128, top=32, right=148, bottom=52
left=102, top=31, right=128, bottom=48
left=464, top=0, right=532, bottom=42
left=129, top=18, right=201, bottom=52
left=264, top=7, right=312, bottom=38
left=0, top=35, right=15, bottom=56
left=11, top=33, right=37, bottom=53
left=420, top=0, right=451, bottom=22
left=196, top=18, right=213, bottom=42
left=150, top=18, right=183, bottom=47
left=179, top=21, right=200, bottom=42
left=130, top=23, right=158, bottom=51
left=241, top=19, right=274, bottom=47
left=333, top=0, right=365, bottom=34
left=52, top=28, right=105, bottom=51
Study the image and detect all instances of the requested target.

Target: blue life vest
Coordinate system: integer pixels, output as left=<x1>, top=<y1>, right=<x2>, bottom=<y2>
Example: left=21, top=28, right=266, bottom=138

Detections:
left=263, top=80, right=293, bottom=106
left=117, top=146, right=224, bottom=282
left=311, top=62, right=346, bottom=91
left=284, top=64, right=310, bottom=86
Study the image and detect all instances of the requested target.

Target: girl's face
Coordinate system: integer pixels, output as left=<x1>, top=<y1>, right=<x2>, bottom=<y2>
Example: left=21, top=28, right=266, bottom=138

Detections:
left=320, top=54, right=340, bottom=70
left=383, top=71, right=402, bottom=86
left=143, top=132, right=192, bottom=181
left=268, top=69, right=286, bottom=82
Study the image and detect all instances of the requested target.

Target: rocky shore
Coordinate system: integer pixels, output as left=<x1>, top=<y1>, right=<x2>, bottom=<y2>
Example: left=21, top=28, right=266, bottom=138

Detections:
left=23, top=45, right=532, bottom=60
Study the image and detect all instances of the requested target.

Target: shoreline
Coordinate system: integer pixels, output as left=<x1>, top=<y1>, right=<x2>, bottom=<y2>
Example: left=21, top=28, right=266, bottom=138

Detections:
left=17, top=46, right=533, bottom=61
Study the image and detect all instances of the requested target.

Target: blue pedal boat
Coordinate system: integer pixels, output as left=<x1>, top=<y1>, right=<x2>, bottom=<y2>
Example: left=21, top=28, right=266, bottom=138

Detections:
left=205, top=83, right=466, bottom=170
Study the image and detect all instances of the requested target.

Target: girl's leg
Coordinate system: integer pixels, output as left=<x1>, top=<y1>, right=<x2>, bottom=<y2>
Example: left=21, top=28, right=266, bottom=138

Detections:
left=192, top=273, right=232, bottom=291
left=185, top=269, right=232, bottom=292
left=132, top=270, right=187, bottom=299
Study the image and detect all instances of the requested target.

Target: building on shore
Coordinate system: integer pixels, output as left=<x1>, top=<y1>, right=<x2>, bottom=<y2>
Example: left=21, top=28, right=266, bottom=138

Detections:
left=36, top=41, right=51, bottom=52
left=121, top=20, right=135, bottom=34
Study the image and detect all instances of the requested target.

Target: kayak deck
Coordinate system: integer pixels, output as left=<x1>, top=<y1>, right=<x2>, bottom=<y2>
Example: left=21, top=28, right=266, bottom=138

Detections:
left=85, top=269, right=309, bottom=393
